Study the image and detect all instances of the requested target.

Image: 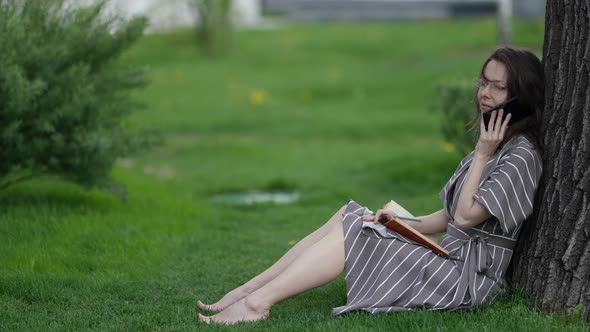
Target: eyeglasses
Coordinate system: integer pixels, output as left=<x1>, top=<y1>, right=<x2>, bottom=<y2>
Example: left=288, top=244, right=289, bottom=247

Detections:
left=475, top=78, right=507, bottom=94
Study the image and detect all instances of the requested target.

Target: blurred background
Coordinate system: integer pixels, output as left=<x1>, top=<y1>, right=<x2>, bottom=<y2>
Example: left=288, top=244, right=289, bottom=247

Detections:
left=105, top=0, right=544, bottom=31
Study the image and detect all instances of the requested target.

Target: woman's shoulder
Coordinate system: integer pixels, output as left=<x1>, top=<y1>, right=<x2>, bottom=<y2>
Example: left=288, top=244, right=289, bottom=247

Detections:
left=501, top=134, right=543, bottom=171
left=515, top=134, right=538, bottom=150
left=505, top=135, right=541, bottom=156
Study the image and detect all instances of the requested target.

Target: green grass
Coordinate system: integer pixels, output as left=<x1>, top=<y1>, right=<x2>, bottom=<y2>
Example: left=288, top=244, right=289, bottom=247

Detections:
left=1, top=18, right=587, bottom=331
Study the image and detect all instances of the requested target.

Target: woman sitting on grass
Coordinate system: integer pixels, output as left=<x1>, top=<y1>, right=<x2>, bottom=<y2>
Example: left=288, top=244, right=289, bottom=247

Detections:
left=197, top=46, right=544, bottom=325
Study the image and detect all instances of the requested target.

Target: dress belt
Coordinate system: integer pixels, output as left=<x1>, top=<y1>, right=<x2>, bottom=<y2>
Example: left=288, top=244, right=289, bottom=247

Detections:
left=446, top=224, right=516, bottom=306
left=446, top=224, right=516, bottom=277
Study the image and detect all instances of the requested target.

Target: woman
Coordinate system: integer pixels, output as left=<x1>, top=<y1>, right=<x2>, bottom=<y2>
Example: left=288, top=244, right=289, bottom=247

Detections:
left=197, top=46, right=544, bottom=324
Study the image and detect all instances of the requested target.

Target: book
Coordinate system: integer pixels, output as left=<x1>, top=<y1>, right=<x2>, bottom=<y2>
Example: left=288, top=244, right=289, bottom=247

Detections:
left=380, top=200, right=449, bottom=257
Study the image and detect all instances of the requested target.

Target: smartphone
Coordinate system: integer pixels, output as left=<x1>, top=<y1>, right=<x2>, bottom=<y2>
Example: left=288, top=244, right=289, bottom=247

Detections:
left=482, top=97, right=528, bottom=129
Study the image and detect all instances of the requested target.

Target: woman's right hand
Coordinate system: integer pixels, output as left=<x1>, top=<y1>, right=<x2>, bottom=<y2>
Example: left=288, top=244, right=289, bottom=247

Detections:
left=475, top=108, right=511, bottom=158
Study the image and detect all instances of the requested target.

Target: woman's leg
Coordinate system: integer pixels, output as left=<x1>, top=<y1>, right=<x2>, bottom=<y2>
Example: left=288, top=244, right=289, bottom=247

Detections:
left=198, top=221, right=345, bottom=324
left=197, top=204, right=347, bottom=312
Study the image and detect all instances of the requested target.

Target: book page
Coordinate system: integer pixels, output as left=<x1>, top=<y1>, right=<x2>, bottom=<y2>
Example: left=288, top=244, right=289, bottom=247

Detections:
left=384, top=200, right=415, bottom=218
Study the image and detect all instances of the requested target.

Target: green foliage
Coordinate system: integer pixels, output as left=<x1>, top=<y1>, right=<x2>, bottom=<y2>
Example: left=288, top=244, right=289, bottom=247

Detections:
left=0, top=0, right=150, bottom=196
left=434, top=80, right=479, bottom=156
left=190, top=0, right=233, bottom=57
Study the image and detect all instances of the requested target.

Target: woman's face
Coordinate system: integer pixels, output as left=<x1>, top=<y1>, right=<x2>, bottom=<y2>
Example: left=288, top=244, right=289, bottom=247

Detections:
left=477, top=59, right=509, bottom=113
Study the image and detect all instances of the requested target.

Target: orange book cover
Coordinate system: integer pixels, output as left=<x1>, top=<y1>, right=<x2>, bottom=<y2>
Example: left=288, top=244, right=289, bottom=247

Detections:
left=379, top=216, right=449, bottom=257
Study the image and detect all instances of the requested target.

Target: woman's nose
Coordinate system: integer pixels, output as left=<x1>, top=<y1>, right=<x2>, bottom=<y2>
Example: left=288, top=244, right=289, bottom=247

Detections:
left=479, top=85, right=492, bottom=99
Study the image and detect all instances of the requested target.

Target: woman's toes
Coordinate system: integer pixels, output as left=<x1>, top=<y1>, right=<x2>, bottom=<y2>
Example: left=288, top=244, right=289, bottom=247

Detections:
left=197, top=313, right=211, bottom=324
left=196, top=300, right=207, bottom=311
left=197, top=300, right=222, bottom=313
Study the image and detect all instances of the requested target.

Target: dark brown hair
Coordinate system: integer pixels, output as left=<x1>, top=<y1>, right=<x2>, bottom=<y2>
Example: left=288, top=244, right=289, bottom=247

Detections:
left=470, top=47, right=544, bottom=152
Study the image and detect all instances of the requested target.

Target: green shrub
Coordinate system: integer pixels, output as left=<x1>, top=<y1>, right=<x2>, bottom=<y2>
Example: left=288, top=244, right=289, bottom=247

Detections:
left=434, top=80, right=478, bottom=156
left=0, top=0, right=150, bottom=197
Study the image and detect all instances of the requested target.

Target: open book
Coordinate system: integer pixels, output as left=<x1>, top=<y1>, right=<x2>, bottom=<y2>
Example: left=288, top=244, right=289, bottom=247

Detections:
left=381, top=200, right=449, bottom=257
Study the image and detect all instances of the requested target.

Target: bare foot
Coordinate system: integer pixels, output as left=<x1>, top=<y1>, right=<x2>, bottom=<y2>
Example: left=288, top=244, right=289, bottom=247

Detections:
left=196, top=297, right=270, bottom=325
left=196, top=288, right=251, bottom=313
left=196, top=300, right=224, bottom=313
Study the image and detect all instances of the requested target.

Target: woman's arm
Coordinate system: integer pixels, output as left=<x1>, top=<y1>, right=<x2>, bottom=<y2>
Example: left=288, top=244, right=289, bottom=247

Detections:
left=411, top=209, right=449, bottom=234
left=453, top=109, right=511, bottom=230
left=452, top=153, right=493, bottom=230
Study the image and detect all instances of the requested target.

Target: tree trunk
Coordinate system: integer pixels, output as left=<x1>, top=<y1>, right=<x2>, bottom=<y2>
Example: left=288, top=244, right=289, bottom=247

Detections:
left=512, top=0, right=590, bottom=321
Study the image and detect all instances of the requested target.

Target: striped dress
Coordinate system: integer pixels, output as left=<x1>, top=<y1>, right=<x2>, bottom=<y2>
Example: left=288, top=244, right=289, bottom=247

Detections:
left=332, top=135, right=543, bottom=315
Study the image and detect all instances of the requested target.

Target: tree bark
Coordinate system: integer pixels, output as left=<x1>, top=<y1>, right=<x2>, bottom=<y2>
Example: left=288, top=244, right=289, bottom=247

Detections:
left=512, top=0, right=590, bottom=321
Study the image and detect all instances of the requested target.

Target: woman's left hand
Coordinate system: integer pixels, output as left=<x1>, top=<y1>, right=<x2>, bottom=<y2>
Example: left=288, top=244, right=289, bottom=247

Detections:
left=361, top=209, right=394, bottom=223
left=476, top=109, right=512, bottom=158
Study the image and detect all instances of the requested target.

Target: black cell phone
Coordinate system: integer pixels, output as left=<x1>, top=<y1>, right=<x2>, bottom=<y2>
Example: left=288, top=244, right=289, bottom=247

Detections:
left=482, top=97, right=528, bottom=130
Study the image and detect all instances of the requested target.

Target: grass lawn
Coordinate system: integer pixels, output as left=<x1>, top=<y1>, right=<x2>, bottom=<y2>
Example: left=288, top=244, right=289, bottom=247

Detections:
left=1, top=18, right=587, bottom=331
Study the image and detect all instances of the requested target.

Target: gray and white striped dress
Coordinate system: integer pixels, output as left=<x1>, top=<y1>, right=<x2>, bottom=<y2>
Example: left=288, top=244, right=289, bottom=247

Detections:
left=333, top=135, right=543, bottom=315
